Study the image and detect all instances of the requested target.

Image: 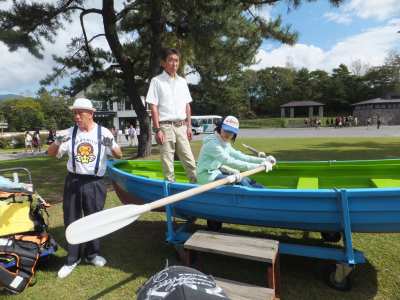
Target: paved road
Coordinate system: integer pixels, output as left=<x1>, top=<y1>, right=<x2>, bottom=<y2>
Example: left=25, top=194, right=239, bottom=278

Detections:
left=193, top=125, right=400, bottom=140
left=1, top=126, right=399, bottom=161
left=0, top=151, right=48, bottom=161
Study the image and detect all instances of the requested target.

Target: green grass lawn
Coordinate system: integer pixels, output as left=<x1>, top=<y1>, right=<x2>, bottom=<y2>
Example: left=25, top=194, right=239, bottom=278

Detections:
left=1, top=138, right=400, bottom=299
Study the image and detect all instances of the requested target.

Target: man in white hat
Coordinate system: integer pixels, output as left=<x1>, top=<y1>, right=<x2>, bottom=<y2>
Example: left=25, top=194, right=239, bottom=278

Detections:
left=48, top=98, right=122, bottom=279
left=146, top=48, right=196, bottom=183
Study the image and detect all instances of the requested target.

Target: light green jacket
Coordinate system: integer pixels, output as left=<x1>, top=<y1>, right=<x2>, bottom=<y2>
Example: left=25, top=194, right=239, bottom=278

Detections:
left=196, top=133, right=265, bottom=184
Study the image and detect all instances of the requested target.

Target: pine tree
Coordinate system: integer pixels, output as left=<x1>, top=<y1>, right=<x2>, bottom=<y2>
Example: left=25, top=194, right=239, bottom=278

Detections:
left=0, top=0, right=343, bottom=156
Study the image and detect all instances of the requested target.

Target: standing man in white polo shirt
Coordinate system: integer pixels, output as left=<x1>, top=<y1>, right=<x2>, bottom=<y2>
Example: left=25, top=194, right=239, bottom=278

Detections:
left=146, top=48, right=196, bottom=183
left=48, top=98, right=122, bottom=279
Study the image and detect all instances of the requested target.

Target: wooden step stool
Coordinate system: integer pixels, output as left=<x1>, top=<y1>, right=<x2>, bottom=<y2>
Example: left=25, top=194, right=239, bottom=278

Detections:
left=183, top=230, right=280, bottom=300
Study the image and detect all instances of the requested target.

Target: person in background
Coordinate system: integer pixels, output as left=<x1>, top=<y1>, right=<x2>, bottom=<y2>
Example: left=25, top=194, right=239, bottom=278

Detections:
left=136, top=125, right=140, bottom=141
left=196, top=116, right=275, bottom=188
left=32, top=129, right=41, bottom=152
left=111, top=127, right=118, bottom=143
left=128, top=124, right=137, bottom=146
left=47, top=129, right=56, bottom=145
left=24, top=131, right=33, bottom=153
left=48, top=98, right=122, bottom=279
left=377, top=116, right=382, bottom=129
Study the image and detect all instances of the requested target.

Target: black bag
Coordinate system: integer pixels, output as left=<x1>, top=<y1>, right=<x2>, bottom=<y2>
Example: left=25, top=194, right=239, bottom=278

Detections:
left=137, top=266, right=231, bottom=300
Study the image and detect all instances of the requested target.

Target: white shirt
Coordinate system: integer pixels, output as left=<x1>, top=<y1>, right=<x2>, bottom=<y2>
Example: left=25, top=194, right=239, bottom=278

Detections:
left=25, top=134, right=32, bottom=143
left=128, top=127, right=136, bottom=136
left=146, top=71, right=192, bottom=121
left=57, top=124, right=118, bottom=177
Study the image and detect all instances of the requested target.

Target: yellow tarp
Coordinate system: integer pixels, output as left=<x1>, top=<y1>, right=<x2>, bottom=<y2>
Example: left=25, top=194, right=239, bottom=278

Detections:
left=0, top=199, right=34, bottom=236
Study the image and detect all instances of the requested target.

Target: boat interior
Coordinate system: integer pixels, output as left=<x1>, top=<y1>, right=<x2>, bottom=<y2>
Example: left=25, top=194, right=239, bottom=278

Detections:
left=114, top=160, right=400, bottom=189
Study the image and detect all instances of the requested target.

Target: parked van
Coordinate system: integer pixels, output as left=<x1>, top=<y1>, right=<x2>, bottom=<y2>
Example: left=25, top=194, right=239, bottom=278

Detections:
left=191, top=115, right=222, bottom=135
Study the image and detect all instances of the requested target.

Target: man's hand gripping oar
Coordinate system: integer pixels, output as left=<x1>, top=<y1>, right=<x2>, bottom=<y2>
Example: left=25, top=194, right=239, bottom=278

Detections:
left=66, top=165, right=272, bottom=245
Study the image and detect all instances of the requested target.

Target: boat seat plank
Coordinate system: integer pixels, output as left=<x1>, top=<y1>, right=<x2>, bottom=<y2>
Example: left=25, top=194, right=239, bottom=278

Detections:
left=214, top=277, right=275, bottom=300
left=297, top=177, right=319, bottom=189
left=184, top=230, right=278, bottom=263
left=370, top=178, right=400, bottom=188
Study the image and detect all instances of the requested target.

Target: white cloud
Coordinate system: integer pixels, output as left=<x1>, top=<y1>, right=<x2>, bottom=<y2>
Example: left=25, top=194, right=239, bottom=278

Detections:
left=325, top=0, right=400, bottom=24
left=0, top=0, right=125, bottom=95
left=345, top=0, right=400, bottom=21
left=323, top=12, right=352, bottom=25
left=253, top=19, right=400, bottom=72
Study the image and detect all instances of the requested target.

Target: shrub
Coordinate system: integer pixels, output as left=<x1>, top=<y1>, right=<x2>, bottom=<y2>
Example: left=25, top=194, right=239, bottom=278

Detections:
left=0, top=137, right=9, bottom=149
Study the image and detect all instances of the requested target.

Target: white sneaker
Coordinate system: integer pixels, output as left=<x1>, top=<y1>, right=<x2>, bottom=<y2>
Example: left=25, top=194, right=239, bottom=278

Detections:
left=85, top=255, right=107, bottom=267
left=57, top=259, right=80, bottom=279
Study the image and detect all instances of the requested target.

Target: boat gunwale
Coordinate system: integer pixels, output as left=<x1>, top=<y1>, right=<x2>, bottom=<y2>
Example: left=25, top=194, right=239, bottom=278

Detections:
left=107, top=159, right=400, bottom=194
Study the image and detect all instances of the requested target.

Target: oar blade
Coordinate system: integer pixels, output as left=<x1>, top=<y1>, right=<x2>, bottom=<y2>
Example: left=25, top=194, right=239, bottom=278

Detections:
left=65, top=204, right=150, bottom=244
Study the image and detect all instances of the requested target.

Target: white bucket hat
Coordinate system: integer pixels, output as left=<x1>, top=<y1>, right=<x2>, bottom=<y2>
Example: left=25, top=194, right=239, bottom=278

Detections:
left=69, top=98, right=96, bottom=112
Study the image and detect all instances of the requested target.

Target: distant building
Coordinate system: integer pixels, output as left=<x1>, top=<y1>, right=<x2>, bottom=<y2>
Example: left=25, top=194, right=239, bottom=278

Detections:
left=280, top=101, right=324, bottom=118
left=352, top=96, right=400, bottom=125
left=75, top=86, right=146, bottom=130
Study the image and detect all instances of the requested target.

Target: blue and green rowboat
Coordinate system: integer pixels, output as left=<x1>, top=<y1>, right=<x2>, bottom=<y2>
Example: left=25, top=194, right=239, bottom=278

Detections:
left=108, top=159, right=400, bottom=234
left=108, top=158, right=400, bottom=289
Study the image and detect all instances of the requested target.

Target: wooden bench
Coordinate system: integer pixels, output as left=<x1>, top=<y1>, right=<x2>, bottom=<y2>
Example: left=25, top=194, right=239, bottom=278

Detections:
left=215, top=277, right=275, bottom=300
left=183, top=230, right=280, bottom=300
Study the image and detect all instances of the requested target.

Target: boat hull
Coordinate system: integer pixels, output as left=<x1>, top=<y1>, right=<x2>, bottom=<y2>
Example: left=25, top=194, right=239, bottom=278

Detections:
left=107, top=159, right=400, bottom=233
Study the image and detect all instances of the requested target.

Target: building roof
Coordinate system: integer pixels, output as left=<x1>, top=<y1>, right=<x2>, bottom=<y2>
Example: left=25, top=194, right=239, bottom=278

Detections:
left=280, top=101, right=324, bottom=108
left=352, top=97, right=400, bottom=106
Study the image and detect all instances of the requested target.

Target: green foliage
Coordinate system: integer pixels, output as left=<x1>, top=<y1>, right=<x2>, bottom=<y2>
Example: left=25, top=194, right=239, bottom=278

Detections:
left=36, top=90, right=74, bottom=129
left=239, top=118, right=288, bottom=128
left=0, top=137, right=9, bottom=148
left=0, top=90, right=73, bottom=132
left=0, top=98, right=45, bottom=131
left=0, top=134, right=25, bottom=149
left=364, top=51, right=400, bottom=97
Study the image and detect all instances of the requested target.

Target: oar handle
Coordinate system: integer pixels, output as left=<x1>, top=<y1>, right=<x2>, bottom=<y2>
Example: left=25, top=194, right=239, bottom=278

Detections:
left=148, top=165, right=266, bottom=211
left=242, top=143, right=260, bottom=156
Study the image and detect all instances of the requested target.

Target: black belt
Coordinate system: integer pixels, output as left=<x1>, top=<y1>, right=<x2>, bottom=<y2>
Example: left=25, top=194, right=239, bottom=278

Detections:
left=159, top=120, right=186, bottom=127
left=68, top=172, right=103, bottom=179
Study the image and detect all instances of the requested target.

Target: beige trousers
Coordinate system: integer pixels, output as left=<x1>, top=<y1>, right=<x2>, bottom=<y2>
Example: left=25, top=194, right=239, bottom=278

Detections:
left=159, top=123, right=197, bottom=183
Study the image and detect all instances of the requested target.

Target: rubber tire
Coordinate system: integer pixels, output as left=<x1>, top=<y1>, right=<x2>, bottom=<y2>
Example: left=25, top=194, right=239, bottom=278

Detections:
left=321, top=231, right=342, bottom=243
left=323, top=264, right=352, bottom=291
left=206, top=220, right=223, bottom=232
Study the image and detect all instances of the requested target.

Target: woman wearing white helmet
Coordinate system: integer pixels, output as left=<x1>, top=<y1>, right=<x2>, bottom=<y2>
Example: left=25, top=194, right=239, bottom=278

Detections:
left=196, top=116, right=276, bottom=188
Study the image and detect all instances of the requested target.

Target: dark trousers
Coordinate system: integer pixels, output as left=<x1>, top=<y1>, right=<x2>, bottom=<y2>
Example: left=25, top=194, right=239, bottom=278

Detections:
left=63, top=173, right=107, bottom=265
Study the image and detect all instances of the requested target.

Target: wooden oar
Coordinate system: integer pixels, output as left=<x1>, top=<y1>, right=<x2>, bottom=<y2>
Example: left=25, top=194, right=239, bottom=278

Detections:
left=65, top=165, right=267, bottom=244
left=242, top=143, right=261, bottom=156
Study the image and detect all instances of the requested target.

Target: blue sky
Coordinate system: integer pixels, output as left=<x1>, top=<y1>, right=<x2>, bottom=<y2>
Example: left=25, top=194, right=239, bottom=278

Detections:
left=1, top=0, right=399, bottom=95
left=253, top=0, right=400, bottom=72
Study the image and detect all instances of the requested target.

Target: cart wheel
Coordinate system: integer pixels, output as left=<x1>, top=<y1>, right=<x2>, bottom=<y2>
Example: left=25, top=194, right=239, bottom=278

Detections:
left=321, top=231, right=342, bottom=243
left=323, top=264, right=352, bottom=291
left=206, top=220, right=222, bottom=231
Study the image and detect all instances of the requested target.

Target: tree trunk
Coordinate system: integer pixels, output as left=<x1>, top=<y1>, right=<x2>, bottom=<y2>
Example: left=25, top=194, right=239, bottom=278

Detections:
left=102, top=0, right=152, bottom=157
left=148, top=0, right=163, bottom=78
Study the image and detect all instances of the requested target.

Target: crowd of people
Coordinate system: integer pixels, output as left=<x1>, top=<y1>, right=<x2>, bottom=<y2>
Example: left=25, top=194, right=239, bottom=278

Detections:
left=304, top=116, right=359, bottom=128
left=24, top=129, right=58, bottom=153
left=110, top=124, right=141, bottom=146
left=304, top=115, right=385, bottom=129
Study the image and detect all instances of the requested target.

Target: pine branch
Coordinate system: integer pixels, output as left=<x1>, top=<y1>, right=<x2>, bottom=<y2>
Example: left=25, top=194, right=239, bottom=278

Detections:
left=79, top=8, right=104, bottom=74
